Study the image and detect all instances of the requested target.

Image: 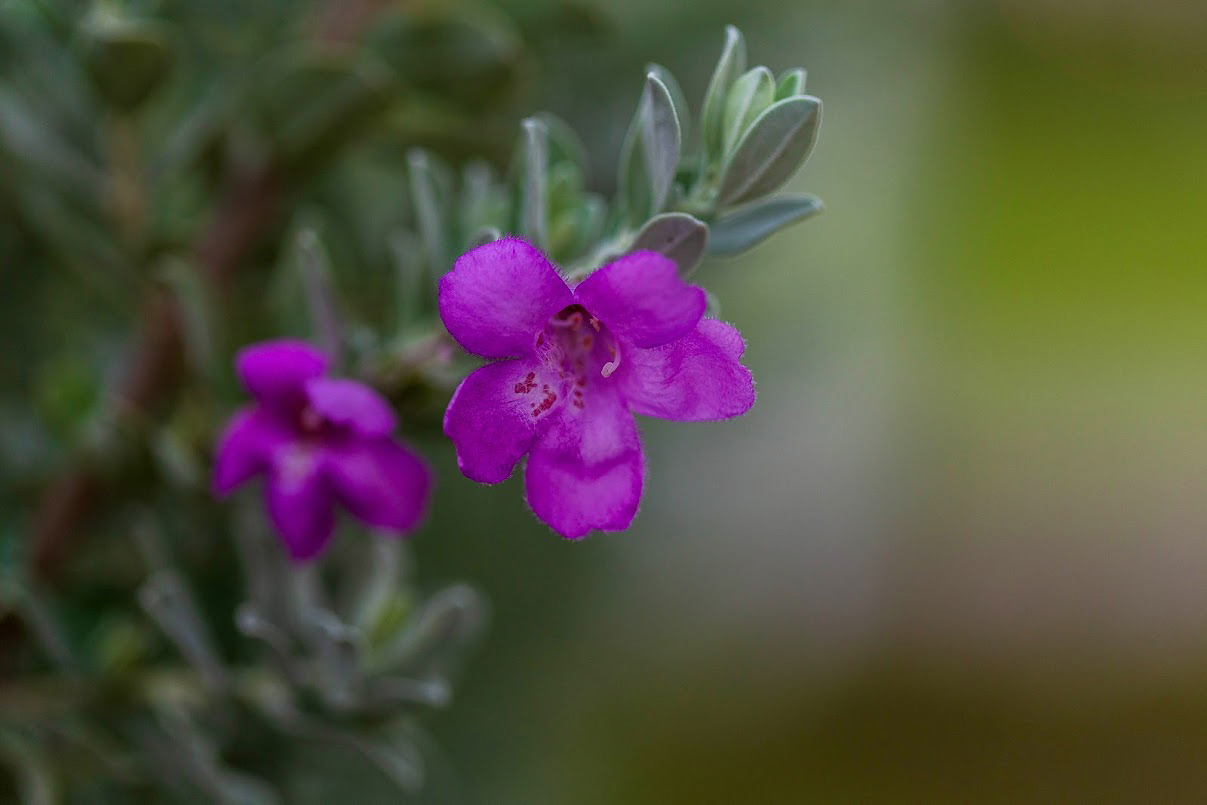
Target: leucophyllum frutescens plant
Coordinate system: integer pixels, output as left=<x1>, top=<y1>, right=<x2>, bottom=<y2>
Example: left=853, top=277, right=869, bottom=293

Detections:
left=0, top=12, right=820, bottom=798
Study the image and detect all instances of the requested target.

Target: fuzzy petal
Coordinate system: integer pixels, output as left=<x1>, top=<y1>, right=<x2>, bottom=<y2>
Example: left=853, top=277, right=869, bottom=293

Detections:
left=524, top=386, right=644, bottom=539
left=618, top=319, right=755, bottom=421
left=439, top=237, right=573, bottom=359
left=444, top=359, right=557, bottom=484
left=265, top=444, right=335, bottom=561
left=574, top=250, right=706, bottom=349
left=305, top=377, right=396, bottom=437
left=236, top=339, right=328, bottom=405
left=212, top=405, right=293, bottom=496
left=325, top=439, right=432, bottom=533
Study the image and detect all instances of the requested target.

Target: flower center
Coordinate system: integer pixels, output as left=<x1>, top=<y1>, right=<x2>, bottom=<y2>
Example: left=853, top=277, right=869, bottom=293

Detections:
left=298, top=405, right=325, bottom=434
left=522, top=304, right=621, bottom=415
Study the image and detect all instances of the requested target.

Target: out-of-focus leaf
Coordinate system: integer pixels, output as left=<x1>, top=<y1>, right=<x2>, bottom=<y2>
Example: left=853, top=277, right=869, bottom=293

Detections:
left=367, top=13, right=522, bottom=110
left=457, top=160, right=508, bottom=248
left=632, top=212, right=709, bottom=277
left=721, top=67, right=774, bottom=156
left=533, top=112, right=589, bottom=177
left=717, top=95, right=821, bottom=206
left=139, top=569, right=229, bottom=695
left=80, top=15, right=173, bottom=113
left=295, top=230, right=347, bottom=364
left=0, top=732, right=57, bottom=805
left=298, top=605, right=362, bottom=711
left=519, top=117, right=549, bottom=248
left=0, top=88, right=104, bottom=199
left=776, top=67, right=808, bottom=99
left=160, top=257, right=220, bottom=383
left=380, top=583, right=485, bottom=672
left=407, top=150, right=451, bottom=276
left=255, top=50, right=396, bottom=175
left=700, top=25, right=746, bottom=163
left=708, top=193, right=823, bottom=256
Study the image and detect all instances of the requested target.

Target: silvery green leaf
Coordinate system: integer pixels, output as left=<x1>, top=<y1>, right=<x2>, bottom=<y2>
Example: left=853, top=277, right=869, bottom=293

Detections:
left=534, top=112, right=589, bottom=175
left=407, top=150, right=449, bottom=276
left=700, top=25, right=746, bottom=163
left=139, top=570, right=229, bottom=694
left=641, top=73, right=681, bottom=213
left=618, top=73, right=681, bottom=223
left=547, top=160, right=584, bottom=220
left=776, top=67, right=807, bottom=99
left=382, top=583, right=484, bottom=672
left=235, top=602, right=305, bottom=688
left=718, top=95, right=821, bottom=206
left=632, top=212, right=709, bottom=277
left=708, top=194, right=823, bottom=256
left=468, top=226, right=502, bottom=248
left=721, top=67, right=774, bottom=156
left=457, top=159, right=492, bottom=234
left=296, top=229, right=346, bottom=364
left=519, top=117, right=549, bottom=248
left=705, top=289, right=722, bottom=318
left=355, top=735, right=424, bottom=792
left=646, top=62, right=691, bottom=151
left=552, top=194, right=607, bottom=262
left=300, top=606, right=362, bottom=710
left=388, top=230, right=422, bottom=328
left=366, top=675, right=452, bottom=710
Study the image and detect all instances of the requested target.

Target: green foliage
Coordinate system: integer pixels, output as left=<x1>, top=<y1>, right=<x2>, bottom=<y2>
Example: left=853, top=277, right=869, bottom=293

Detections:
left=0, top=1, right=822, bottom=798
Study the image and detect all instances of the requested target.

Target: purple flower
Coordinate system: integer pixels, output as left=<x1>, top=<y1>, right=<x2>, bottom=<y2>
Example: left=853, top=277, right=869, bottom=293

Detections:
left=212, top=339, right=432, bottom=561
left=439, top=237, right=755, bottom=538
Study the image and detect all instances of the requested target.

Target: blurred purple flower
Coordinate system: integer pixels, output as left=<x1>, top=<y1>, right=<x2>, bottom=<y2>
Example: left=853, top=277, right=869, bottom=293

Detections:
left=440, top=237, right=755, bottom=538
left=212, top=339, right=432, bottom=561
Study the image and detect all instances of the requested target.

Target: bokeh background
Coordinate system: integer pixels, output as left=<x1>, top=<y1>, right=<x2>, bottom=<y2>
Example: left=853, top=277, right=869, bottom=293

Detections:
left=4, top=0, right=1207, bottom=802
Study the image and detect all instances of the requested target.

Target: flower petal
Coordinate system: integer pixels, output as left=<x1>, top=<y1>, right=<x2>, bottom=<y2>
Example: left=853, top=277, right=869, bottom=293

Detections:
left=265, top=444, right=335, bottom=561
left=618, top=319, right=755, bottom=421
left=304, top=377, right=396, bottom=437
left=325, top=439, right=433, bottom=534
left=574, top=250, right=706, bottom=349
left=212, top=405, right=293, bottom=496
left=439, top=237, right=573, bottom=359
left=444, top=359, right=559, bottom=484
left=236, top=339, right=328, bottom=406
left=524, top=386, right=644, bottom=539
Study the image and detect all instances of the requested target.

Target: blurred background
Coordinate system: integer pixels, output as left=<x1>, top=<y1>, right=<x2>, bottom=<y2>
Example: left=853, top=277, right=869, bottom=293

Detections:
left=3, top=0, right=1207, bottom=801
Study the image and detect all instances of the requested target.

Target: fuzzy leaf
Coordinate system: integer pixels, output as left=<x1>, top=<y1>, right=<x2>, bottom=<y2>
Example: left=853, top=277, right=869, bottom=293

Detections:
left=618, top=73, right=681, bottom=223
left=645, top=62, right=691, bottom=151
left=721, top=67, right=774, bottom=156
left=519, top=117, right=549, bottom=248
left=407, top=150, right=450, bottom=275
left=632, top=212, right=709, bottom=277
left=775, top=67, right=807, bottom=99
left=718, top=95, right=821, bottom=206
left=708, top=193, right=823, bottom=256
left=700, top=25, right=746, bottom=163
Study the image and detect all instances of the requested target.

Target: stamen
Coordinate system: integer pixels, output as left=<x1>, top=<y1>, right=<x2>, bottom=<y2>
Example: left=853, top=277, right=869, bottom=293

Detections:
left=603, top=350, right=622, bottom=378
left=601, top=344, right=622, bottom=378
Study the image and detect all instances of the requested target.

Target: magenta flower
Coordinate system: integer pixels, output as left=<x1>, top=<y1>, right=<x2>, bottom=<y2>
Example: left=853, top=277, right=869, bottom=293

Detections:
left=440, top=237, right=755, bottom=538
left=212, top=339, right=432, bottom=561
